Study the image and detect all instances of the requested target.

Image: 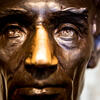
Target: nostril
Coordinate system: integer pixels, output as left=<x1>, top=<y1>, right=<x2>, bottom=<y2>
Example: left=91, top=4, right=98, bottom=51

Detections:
left=25, top=53, right=33, bottom=64
left=25, top=64, right=57, bottom=80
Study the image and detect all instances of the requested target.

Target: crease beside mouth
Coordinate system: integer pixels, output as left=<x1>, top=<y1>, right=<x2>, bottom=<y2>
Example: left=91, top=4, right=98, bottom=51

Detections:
left=1, top=70, right=7, bottom=100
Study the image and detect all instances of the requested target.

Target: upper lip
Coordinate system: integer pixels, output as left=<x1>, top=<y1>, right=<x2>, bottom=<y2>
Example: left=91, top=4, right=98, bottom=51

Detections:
left=19, top=84, right=65, bottom=89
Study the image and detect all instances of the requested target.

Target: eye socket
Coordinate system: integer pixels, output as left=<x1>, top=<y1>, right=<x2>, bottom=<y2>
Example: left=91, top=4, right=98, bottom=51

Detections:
left=54, top=23, right=80, bottom=39
left=2, top=24, right=27, bottom=39
left=54, top=23, right=80, bottom=49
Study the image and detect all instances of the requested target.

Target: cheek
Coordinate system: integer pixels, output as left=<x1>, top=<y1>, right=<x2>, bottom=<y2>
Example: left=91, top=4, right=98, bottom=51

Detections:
left=0, top=44, right=26, bottom=74
left=56, top=35, right=93, bottom=67
left=0, top=32, right=29, bottom=63
left=55, top=43, right=91, bottom=79
left=56, top=47, right=87, bottom=66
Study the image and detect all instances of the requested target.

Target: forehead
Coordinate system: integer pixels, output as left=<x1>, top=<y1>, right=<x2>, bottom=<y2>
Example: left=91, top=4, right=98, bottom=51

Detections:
left=0, top=0, right=92, bottom=11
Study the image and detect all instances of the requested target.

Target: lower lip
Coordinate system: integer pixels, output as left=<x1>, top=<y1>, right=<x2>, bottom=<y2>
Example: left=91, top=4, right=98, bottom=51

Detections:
left=13, top=87, right=65, bottom=96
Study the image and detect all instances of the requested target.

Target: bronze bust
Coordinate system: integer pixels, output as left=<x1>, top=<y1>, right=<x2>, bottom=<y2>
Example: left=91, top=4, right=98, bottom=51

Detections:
left=0, top=0, right=99, bottom=100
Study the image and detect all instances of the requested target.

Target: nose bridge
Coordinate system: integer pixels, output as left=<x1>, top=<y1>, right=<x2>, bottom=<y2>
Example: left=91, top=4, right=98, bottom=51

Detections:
left=25, top=24, right=58, bottom=65
left=33, top=25, right=52, bottom=65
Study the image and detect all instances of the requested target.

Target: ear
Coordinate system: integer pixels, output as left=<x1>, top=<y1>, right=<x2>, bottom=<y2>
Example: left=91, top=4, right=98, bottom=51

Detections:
left=87, top=3, right=100, bottom=68
left=87, top=35, right=100, bottom=68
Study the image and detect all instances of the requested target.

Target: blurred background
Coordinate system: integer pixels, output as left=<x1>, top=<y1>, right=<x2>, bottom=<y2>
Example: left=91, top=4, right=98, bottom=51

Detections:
left=81, top=59, right=100, bottom=100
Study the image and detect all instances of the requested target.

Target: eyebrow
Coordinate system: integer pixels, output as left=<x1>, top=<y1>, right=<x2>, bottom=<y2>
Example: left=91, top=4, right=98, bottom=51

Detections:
left=0, top=9, right=37, bottom=28
left=0, top=7, right=88, bottom=20
left=0, top=7, right=88, bottom=17
left=0, top=9, right=35, bottom=18
left=62, top=7, right=87, bottom=14
left=48, top=7, right=88, bottom=20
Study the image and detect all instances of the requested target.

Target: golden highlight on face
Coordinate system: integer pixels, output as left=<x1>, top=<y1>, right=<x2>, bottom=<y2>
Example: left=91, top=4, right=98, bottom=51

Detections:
left=0, top=0, right=97, bottom=100
left=25, top=25, right=58, bottom=65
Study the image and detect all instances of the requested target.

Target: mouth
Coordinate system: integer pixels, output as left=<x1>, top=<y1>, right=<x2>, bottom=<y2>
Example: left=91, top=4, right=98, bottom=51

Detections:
left=10, top=87, right=66, bottom=100
left=13, top=87, right=65, bottom=95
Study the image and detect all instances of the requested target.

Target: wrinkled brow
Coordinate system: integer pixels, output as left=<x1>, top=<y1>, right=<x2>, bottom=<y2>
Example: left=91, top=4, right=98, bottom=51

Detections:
left=0, top=8, right=36, bottom=18
left=47, top=8, right=88, bottom=22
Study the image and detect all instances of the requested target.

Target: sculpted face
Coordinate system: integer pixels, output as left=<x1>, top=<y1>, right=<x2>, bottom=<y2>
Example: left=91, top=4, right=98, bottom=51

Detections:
left=0, top=0, right=93, bottom=100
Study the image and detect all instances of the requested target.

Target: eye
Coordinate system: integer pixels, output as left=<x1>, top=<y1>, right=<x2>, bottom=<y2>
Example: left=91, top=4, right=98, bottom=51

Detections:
left=54, top=23, right=79, bottom=39
left=2, top=24, right=27, bottom=39
left=54, top=23, right=80, bottom=49
left=7, top=27, right=22, bottom=38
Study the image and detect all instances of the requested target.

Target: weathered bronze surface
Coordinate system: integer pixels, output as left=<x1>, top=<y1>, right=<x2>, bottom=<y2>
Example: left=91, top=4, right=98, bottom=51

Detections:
left=87, top=0, right=100, bottom=68
left=0, top=0, right=99, bottom=100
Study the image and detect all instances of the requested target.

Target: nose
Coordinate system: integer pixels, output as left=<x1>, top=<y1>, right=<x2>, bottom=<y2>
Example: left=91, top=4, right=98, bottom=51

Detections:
left=25, top=25, right=58, bottom=66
